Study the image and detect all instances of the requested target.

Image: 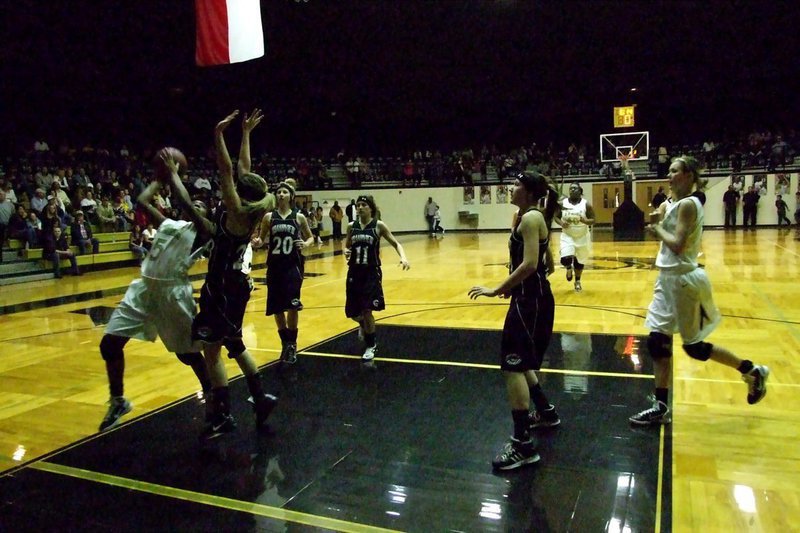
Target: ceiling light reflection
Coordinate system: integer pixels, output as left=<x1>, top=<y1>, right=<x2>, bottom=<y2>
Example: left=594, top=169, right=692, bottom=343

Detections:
left=734, top=485, right=757, bottom=513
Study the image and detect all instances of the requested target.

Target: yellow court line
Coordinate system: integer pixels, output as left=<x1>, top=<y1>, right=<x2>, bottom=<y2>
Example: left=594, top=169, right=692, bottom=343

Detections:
left=677, top=376, right=798, bottom=388
left=31, top=461, right=401, bottom=533
left=655, top=425, right=666, bottom=533
left=298, top=350, right=654, bottom=379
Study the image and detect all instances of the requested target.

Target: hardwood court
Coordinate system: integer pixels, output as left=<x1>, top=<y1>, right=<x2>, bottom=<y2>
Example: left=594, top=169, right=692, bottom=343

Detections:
left=0, top=228, right=798, bottom=531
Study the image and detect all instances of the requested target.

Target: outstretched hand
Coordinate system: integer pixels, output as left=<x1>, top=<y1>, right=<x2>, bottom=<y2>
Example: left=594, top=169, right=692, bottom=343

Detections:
left=216, top=110, right=240, bottom=133
left=242, top=108, right=263, bottom=132
left=468, top=285, right=498, bottom=299
left=160, top=150, right=179, bottom=176
left=399, top=259, right=410, bottom=270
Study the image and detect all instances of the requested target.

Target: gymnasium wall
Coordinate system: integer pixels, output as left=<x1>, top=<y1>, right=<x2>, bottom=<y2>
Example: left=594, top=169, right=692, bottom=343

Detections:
left=307, top=172, right=799, bottom=233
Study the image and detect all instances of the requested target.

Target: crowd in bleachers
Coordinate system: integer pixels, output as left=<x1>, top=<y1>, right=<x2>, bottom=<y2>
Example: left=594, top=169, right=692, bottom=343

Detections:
left=2, top=128, right=798, bottom=261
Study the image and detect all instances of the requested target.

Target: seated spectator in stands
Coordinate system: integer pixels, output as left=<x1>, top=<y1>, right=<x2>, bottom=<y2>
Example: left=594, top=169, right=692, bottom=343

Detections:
left=49, top=181, right=72, bottom=217
left=96, top=196, right=117, bottom=232
left=26, top=210, right=42, bottom=247
left=80, top=190, right=98, bottom=221
left=41, top=200, right=65, bottom=234
left=193, top=172, right=212, bottom=195
left=30, top=188, right=48, bottom=215
left=8, top=205, right=37, bottom=251
left=113, top=193, right=134, bottom=230
left=770, top=135, right=789, bottom=171
left=129, top=223, right=148, bottom=263
left=70, top=210, right=99, bottom=254
left=72, top=168, right=92, bottom=190
left=0, top=189, right=14, bottom=262
left=142, top=222, right=156, bottom=250
left=54, top=168, right=70, bottom=191
left=35, top=166, right=54, bottom=191
left=42, top=225, right=79, bottom=278
left=3, top=181, right=18, bottom=205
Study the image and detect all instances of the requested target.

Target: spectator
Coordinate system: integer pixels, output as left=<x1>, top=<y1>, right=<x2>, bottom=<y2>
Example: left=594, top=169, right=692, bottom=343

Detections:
left=651, top=186, right=668, bottom=209
left=42, top=225, right=80, bottom=278
left=8, top=205, right=37, bottom=251
left=26, top=210, right=42, bottom=246
left=80, top=190, right=98, bottom=221
left=775, top=195, right=791, bottom=226
left=96, top=197, right=117, bottom=232
left=742, top=186, right=759, bottom=229
left=70, top=210, right=100, bottom=254
left=0, top=189, right=15, bottom=262
left=722, top=185, right=740, bottom=228
left=345, top=199, right=357, bottom=223
left=329, top=200, right=344, bottom=241
left=129, top=223, right=148, bottom=263
left=424, top=197, right=438, bottom=237
left=30, top=188, right=48, bottom=215
left=142, top=222, right=156, bottom=250
left=769, top=135, right=789, bottom=171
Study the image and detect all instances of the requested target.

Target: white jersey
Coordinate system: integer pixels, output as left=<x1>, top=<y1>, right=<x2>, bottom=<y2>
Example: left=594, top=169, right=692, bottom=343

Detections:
left=561, top=198, right=589, bottom=239
left=655, top=196, right=703, bottom=272
left=241, top=243, right=253, bottom=276
left=141, top=219, right=206, bottom=281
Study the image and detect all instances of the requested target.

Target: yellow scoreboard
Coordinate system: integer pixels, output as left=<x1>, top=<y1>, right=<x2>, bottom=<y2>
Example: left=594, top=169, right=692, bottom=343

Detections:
left=614, top=105, right=635, bottom=128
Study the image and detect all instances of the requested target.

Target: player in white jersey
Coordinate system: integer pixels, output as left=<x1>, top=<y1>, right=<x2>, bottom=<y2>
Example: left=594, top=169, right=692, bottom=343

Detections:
left=98, top=164, right=213, bottom=431
left=629, top=155, right=770, bottom=426
left=554, top=183, right=594, bottom=292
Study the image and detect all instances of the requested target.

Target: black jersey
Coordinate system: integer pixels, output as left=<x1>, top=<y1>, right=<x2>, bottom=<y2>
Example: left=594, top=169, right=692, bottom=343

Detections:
left=348, top=219, right=381, bottom=267
left=509, top=210, right=550, bottom=298
left=267, top=209, right=302, bottom=269
left=207, top=209, right=252, bottom=280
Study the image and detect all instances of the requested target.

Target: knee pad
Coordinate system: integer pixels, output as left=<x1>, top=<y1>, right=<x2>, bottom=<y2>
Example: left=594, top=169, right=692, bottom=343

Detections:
left=224, top=338, right=246, bottom=358
left=100, top=334, right=126, bottom=362
left=647, top=332, right=673, bottom=360
left=560, top=256, right=573, bottom=268
left=682, top=341, right=713, bottom=361
left=176, top=352, right=203, bottom=367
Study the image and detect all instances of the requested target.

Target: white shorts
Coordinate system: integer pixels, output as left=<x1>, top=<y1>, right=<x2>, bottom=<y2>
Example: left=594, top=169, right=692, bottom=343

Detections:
left=560, top=231, right=591, bottom=264
left=104, top=278, right=201, bottom=354
left=645, top=268, right=721, bottom=344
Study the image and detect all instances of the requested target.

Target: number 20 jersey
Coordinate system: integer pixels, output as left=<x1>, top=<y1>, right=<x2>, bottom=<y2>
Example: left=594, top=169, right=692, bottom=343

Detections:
left=267, top=209, right=303, bottom=273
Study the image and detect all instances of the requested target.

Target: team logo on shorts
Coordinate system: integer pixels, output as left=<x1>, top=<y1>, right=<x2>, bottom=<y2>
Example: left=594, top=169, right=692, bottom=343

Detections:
left=504, top=353, right=522, bottom=367
left=291, top=298, right=303, bottom=309
left=196, top=326, right=213, bottom=340
left=372, top=299, right=381, bottom=308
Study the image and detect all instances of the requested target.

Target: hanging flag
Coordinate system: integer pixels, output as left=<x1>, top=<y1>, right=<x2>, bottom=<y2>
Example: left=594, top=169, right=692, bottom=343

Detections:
left=196, top=0, right=264, bottom=66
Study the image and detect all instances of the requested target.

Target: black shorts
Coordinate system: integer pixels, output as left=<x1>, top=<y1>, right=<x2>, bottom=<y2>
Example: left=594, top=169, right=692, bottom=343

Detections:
left=345, top=266, right=385, bottom=318
left=500, top=292, right=555, bottom=372
left=193, top=276, right=253, bottom=344
left=266, top=265, right=304, bottom=316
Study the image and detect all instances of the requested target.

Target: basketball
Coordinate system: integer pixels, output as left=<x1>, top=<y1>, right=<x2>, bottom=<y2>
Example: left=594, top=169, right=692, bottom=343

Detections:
left=153, top=147, right=188, bottom=181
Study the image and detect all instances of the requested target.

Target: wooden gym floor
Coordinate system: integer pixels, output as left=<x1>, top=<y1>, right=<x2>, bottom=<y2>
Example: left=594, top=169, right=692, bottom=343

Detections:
left=0, top=228, right=797, bottom=531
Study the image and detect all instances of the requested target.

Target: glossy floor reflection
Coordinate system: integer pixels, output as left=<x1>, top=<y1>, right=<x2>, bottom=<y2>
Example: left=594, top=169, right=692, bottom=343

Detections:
left=0, top=327, right=669, bottom=532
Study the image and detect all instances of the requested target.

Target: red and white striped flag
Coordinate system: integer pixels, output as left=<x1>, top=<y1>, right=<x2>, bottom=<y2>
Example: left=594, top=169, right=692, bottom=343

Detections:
left=195, top=0, right=264, bottom=66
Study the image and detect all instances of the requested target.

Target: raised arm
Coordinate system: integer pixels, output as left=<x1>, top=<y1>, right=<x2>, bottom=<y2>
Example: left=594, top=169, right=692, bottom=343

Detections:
left=136, top=182, right=167, bottom=228
left=161, top=150, right=215, bottom=238
left=215, top=110, right=240, bottom=212
left=238, top=108, right=263, bottom=176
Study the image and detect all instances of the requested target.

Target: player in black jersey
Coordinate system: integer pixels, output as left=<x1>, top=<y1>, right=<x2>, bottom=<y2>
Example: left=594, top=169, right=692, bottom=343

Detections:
left=344, top=195, right=410, bottom=361
left=254, top=180, right=314, bottom=364
left=469, top=171, right=560, bottom=471
left=191, top=109, right=278, bottom=439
